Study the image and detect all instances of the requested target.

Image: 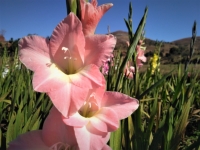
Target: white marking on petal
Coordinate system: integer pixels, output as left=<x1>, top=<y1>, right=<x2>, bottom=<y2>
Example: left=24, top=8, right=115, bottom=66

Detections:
left=90, top=92, right=96, bottom=98
left=46, top=63, right=52, bottom=67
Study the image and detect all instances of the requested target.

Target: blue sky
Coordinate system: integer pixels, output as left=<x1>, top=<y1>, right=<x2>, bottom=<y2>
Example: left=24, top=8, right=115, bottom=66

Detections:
left=0, top=0, right=199, bottom=42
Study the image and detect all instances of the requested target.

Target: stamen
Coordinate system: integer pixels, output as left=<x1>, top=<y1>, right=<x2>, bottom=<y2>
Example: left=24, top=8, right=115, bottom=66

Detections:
left=62, top=47, right=73, bottom=60
left=62, top=47, right=69, bottom=53
left=79, top=92, right=99, bottom=117
left=90, top=92, right=96, bottom=98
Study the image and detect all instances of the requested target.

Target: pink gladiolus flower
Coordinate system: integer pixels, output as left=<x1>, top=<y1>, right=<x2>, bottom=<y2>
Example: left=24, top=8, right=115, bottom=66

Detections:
left=125, top=40, right=146, bottom=79
left=8, top=107, right=111, bottom=150
left=62, top=82, right=139, bottom=134
left=101, top=56, right=113, bottom=75
left=19, top=13, right=116, bottom=117
left=101, top=61, right=109, bottom=75
left=136, top=45, right=147, bottom=68
left=124, top=61, right=135, bottom=79
left=80, top=0, right=113, bottom=36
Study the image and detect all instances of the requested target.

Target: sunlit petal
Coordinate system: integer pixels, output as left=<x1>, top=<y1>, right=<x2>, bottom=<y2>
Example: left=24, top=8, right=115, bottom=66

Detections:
left=50, top=13, right=85, bottom=71
left=100, top=92, right=139, bottom=120
left=19, top=35, right=50, bottom=71
left=85, top=34, right=116, bottom=67
left=80, top=0, right=113, bottom=36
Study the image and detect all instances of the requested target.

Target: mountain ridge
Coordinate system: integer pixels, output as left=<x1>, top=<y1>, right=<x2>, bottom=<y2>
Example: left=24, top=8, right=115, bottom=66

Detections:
left=111, top=30, right=200, bottom=64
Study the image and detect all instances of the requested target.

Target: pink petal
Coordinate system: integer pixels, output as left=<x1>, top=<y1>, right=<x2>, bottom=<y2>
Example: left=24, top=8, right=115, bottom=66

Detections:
left=137, top=48, right=147, bottom=62
left=138, top=55, right=147, bottom=62
left=32, top=63, right=69, bottom=92
left=125, top=71, right=134, bottom=79
left=42, top=107, right=78, bottom=147
left=100, top=92, right=139, bottom=120
left=102, top=145, right=112, bottom=150
left=89, top=78, right=106, bottom=106
left=18, top=35, right=51, bottom=71
left=33, top=64, right=104, bottom=117
left=69, top=64, right=104, bottom=88
left=74, top=126, right=90, bottom=150
left=48, top=83, right=89, bottom=117
left=74, top=126, right=110, bottom=150
left=50, top=13, right=85, bottom=72
left=136, top=59, right=143, bottom=68
left=84, top=34, right=116, bottom=67
left=8, top=130, right=49, bottom=150
left=62, top=112, right=89, bottom=127
left=33, top=64, right=103, bottom=93
left=80, top=0, right=113, bottom=36
left=62, top=81, right=107, bottom=125
left=126, top=41, right=130, bottom=47
left=90, top=107, right=119, bottom=132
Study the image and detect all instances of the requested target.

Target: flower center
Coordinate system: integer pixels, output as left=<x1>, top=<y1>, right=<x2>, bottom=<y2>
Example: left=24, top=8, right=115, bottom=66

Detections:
left=78, top=93, right=99, bottom=118
left=62, top=47, right=77, bottom=74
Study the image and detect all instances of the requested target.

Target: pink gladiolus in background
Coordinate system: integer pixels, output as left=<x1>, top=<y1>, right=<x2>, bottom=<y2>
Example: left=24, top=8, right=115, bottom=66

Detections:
left=101, top=56, right=113, bottom=75
left=8, top=106, right=111, bottom=150
left=101, top=61, right=110, bottom=75
left=124, top=40, right=146, bottom=79
left=62, top=82, right=139, bottom=135
left=124, top=60, right=135, bottom=79
left=136, top=40, right=147, bottom=68
left=19, top=13, right=116, bottom=117
left=126, top=40, right=147, bottom=68
left=80, top=0, right=113, bottom=36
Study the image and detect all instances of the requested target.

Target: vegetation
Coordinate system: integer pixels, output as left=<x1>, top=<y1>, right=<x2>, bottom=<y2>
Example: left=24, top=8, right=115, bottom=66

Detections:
left=0, top=48, right=52, bottom=150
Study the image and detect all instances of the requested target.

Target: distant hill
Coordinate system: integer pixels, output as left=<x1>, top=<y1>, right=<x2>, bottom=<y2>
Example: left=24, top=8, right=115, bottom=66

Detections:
left=111, top=30, right=200, bottom=64
left=0, top=35, right=5, bottom=43
left=1, top=31, right=200, bottom=64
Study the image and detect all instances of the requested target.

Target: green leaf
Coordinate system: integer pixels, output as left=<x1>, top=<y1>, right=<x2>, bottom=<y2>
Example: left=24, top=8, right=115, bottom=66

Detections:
left=171, top=94, right=192, bottom=150
left=21, top=116, right=32, bottom=134
left=0, top=128, right=2, bottom=148
left=109, top=124, right=122, bottom=149
left=29, top=106, right=41, bottom=130
left=0, top=99, right=11, bottom=104
left=6, top=113, right=16, bottom=146
left=30, top=118, right=41, bottom=131
left=13, top=101, right=24, bottom=138
left=138, top=70, right=174, bottom=100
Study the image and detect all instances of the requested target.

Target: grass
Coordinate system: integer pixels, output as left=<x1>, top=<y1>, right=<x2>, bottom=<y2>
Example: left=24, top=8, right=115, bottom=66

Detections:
left=140, top=64, right=200, bottom=75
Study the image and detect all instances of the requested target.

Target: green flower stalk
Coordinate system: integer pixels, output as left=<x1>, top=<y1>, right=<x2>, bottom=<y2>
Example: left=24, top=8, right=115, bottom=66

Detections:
left=66, top=0, right=81, bottom=20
